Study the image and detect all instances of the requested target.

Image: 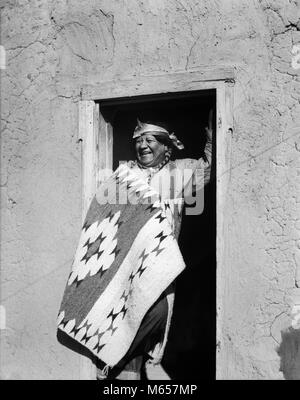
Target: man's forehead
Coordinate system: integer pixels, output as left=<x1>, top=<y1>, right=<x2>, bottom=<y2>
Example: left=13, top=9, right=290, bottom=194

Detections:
left=136, top=133, right=159, bottom=140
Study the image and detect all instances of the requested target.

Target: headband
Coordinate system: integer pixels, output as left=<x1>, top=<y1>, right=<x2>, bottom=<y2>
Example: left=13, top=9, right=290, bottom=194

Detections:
left=133, top=119, right=184, bottom=150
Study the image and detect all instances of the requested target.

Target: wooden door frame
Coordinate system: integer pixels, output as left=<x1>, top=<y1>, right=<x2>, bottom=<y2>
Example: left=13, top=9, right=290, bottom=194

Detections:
left=78, top=67, right=235, bottom=379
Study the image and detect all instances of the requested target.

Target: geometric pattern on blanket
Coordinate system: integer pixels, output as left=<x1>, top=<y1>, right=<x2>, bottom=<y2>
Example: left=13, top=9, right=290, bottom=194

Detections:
left=57, top=164, right=185, bottom=367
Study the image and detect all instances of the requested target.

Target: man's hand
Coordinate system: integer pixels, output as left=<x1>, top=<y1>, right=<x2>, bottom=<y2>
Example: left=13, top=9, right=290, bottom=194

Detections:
left=205, top=108, right=213, bottom=142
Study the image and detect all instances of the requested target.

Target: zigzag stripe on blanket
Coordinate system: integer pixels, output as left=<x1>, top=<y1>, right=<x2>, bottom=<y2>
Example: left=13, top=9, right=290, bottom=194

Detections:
left=57, top=165, right=185, bottom=367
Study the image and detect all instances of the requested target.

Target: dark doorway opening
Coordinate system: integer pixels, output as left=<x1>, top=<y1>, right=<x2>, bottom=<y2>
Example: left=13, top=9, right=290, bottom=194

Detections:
left=99, top=89, right=216, bottom=380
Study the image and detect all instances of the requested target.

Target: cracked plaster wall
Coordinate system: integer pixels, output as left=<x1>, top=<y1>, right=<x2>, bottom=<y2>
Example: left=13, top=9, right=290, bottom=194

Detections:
left=0, top=0, right=299, bottom=379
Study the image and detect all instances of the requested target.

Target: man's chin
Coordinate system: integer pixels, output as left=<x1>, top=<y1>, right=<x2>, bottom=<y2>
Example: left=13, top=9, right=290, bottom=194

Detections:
left=138, top=156, right=154, bottom=166
left=138, top=156, right=164, bottom=168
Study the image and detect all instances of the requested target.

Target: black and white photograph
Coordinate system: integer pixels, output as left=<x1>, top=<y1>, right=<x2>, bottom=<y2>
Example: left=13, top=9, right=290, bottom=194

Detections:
left=0, top=0, right=299, bottom=385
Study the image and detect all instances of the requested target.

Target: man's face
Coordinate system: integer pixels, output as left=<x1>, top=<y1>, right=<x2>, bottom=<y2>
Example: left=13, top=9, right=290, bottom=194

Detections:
left=135, top=134, right=167, bottom=167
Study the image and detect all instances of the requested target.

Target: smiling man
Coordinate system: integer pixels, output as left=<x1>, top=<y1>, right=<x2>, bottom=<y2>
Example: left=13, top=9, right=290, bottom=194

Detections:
left=58, top=115, right=213, bottom=381
left=96, top=116, right=213, bottom=379
left=134, top=121, right=175, bottom=170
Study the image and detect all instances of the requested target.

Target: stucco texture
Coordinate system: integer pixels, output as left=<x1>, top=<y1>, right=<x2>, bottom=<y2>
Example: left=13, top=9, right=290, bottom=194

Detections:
left=0, top=0, right=299, bottom=379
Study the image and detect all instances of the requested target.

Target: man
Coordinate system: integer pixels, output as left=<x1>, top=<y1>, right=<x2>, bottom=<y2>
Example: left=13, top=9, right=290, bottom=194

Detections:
left=57, top=113, right=213, bottom=380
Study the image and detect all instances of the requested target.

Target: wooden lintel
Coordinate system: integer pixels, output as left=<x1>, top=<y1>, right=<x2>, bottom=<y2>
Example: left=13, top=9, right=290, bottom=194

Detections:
left=81, top=67, right=235, bottom=100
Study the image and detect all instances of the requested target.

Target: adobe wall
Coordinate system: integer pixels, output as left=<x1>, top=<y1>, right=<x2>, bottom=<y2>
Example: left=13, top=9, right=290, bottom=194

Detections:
left=0, top=0, right=299, bottom=379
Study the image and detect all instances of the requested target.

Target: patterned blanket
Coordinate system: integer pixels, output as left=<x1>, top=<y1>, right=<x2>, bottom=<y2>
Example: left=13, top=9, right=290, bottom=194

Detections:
left=57, top=164, right=185, bottom=367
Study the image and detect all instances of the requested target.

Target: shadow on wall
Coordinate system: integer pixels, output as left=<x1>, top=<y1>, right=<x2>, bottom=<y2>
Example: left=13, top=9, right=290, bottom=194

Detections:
left=277, top=327, right=300, bottom=380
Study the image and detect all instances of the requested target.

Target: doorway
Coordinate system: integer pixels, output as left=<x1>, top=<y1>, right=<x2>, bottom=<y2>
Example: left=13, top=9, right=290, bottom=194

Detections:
left=99, top=90, right=216, bottom=380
